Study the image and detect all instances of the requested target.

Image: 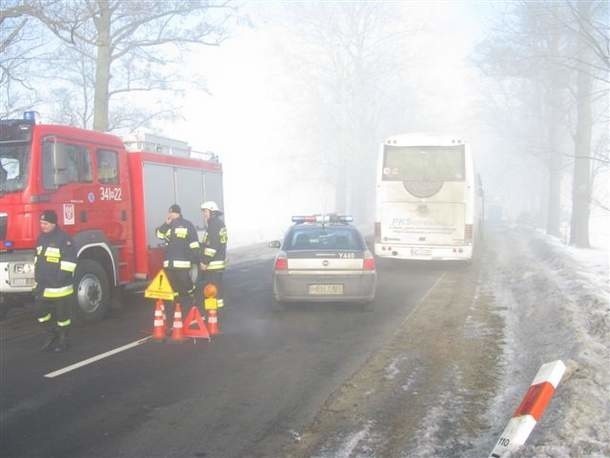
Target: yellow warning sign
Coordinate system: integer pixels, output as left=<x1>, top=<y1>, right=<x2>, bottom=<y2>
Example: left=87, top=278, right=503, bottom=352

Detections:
left=144, top=269, right=176, bottom=300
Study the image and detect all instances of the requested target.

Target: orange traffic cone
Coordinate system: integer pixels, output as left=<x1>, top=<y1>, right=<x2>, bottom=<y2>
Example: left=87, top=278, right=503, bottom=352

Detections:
left=168, top=303, right=185, bottom=343
left=207, top=308, right=220, bottom=336
left=183, top=306, right=211, bottom=341
left=152, top=299, right=166, bottom=342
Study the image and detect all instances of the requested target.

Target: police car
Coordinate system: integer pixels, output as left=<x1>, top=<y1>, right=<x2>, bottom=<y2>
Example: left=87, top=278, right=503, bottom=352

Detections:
left=270, top=215, right=377, bottom=305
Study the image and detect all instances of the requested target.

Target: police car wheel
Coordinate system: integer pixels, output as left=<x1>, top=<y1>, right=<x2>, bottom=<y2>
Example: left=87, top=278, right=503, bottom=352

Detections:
left=73, top=259, right=110, bottom=322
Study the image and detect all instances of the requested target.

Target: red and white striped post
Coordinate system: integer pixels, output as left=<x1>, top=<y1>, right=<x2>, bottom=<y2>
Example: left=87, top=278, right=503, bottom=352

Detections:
left=489, top=360, right=566, bottom=458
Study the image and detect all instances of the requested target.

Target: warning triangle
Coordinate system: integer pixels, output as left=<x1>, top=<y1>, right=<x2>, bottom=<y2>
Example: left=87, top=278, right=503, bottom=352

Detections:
left=144, top=269, right=176, bottom=300
left=183, top=306, right=211, bottom=340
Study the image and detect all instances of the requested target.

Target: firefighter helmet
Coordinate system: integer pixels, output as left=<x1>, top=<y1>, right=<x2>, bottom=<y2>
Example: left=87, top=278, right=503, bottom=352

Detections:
left=201, top=201, right=220, bottom=212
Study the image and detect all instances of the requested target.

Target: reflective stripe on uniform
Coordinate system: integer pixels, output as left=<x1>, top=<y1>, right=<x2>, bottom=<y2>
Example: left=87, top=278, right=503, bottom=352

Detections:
left=38, top=313, right=52, bottom=323
left=174, top=227, right=188, bottom=238
left=36, top=246, right=42, bottom=255
left=60, top=260, right=77, bottom=273
left=172, top=260, right=191, bottom=268
left=156, top=229, right=170, bottom=240
left=219, top=227, right=228, bottom=244
left=43, top=284, right=74, bottom=298
left=189, top=241, right=200, bottom=249
left=45, top=247, right=61, bottom=257
left=207, top=260, right=225, bottom=270
left=203, top=248, right=217, bottom=257
left=57, top=319, right=71, bottom=327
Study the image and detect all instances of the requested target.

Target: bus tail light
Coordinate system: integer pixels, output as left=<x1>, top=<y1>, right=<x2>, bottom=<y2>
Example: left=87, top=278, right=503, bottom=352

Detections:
left=464, top=224, right=473, bottom=241
left=363, top=253, right=376, bottom=271
left=274, top=256, right=288, bottom=271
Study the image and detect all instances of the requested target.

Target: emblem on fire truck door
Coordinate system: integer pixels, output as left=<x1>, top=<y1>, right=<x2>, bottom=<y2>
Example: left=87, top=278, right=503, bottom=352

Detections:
left=63, top=203, right=75, bottom=225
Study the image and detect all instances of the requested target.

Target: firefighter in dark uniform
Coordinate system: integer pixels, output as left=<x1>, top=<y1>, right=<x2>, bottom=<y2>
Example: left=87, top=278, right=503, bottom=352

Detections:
left=199, top=201, right=227, bottom=308
left=34, top=210, right=77, bottom=352
left=156, top=204, right=200, bottom=312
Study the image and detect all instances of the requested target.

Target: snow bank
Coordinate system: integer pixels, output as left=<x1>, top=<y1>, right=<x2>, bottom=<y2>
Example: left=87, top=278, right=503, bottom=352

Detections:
left=498, top=229, right=610, bottom=457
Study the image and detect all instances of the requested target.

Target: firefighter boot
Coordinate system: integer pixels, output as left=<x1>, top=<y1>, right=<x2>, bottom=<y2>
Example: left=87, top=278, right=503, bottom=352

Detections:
left=53, top=328, right=71, bottom=352
left=40, top=325, right=58, bottom=352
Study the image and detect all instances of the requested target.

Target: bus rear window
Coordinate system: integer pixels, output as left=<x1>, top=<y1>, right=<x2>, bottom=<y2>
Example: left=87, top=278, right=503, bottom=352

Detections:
left=383, top=145, right=465, bottom=182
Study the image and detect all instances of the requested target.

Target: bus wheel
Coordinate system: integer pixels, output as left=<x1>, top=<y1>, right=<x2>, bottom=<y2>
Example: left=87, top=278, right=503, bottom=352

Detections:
left=74, top=259, right=110, bottom=322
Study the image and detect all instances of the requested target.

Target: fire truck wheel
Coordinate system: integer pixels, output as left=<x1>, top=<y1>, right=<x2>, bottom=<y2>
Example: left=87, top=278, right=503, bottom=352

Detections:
left=74, top=259, right=110, bottom=322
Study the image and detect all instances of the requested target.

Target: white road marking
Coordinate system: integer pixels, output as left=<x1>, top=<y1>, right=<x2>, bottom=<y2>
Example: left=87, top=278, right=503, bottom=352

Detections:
left=44, top=336, right=152, bottom=378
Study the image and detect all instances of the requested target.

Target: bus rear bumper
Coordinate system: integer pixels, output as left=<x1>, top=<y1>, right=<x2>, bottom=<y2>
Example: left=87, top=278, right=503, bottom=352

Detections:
left=375, top=243, right=473, bottom=261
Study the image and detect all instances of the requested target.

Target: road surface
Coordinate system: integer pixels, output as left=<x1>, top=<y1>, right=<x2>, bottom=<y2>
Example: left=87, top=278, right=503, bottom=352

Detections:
left=2, top=246, right=453, bottom=458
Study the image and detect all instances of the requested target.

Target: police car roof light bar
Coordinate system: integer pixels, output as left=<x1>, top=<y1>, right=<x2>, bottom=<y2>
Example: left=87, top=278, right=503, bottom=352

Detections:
left=291, top=214, right=353, bottom=224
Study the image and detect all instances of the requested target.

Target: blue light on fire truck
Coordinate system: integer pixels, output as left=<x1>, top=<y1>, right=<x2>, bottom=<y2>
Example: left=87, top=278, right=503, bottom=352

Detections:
left=23, top=111, right=37, bottom=122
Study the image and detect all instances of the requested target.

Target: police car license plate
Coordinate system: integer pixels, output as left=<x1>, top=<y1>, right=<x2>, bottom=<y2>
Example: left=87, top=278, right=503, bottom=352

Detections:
left=309, top=284, right=344, bottom=295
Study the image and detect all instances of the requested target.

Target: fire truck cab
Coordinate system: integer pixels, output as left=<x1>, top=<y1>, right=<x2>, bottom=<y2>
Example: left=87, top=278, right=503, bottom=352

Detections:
left=0, top=114, right=223, bottom=321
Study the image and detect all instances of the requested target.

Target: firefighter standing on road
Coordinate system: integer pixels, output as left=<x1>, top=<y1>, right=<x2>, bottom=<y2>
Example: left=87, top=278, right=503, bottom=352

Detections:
left=200, top=201, right=227, bottom=308
left=156, top=204, right=200, bottom=313
left=34, top=210, right=77, bottom=352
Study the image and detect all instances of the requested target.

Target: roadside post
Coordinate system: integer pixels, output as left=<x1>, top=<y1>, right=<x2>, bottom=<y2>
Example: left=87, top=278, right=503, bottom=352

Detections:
left=489, top=360, right=566, bottom=458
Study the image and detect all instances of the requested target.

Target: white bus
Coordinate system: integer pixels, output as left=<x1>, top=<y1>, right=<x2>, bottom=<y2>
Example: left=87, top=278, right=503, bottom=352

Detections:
left=374, top=133, right=483, bottom=261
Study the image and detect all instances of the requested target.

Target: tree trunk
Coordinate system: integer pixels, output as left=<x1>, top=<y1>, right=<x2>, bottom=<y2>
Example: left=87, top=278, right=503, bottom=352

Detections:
left=544, top=25, right=563, bottom=237
left=569, top=2, right=593, bottom=247
left=93, top=0, right=112, bottom=132
left=546, top=110, right=562, bottom=237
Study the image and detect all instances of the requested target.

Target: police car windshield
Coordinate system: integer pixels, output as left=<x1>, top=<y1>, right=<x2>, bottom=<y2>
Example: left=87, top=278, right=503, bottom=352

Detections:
left=285, top=226, right=364, bottom=251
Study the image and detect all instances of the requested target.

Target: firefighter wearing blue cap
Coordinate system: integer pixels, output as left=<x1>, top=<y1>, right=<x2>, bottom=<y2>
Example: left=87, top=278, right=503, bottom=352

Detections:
left=156, top=204, right=200, bottom=313
left=34, top=209, right=77, bottom=352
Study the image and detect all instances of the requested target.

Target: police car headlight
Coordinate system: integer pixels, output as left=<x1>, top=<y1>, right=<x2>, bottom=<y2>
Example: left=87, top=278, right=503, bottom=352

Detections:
left=14, top=262, right=35, bottom=274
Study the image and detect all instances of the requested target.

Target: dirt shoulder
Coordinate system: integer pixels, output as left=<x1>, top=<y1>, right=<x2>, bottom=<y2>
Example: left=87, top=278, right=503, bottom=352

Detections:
left=251, top=243, right=507, bottom=457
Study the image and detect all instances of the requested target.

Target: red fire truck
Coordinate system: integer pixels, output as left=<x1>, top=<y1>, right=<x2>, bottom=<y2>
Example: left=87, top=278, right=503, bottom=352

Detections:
left=0, top=114, right=223, bottom=321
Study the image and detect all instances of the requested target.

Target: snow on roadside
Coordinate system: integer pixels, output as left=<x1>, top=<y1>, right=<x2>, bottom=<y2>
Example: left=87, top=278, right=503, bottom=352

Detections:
left=259, top=225, right=608, bottom=457
left=490, top=227, right=610, bottom=457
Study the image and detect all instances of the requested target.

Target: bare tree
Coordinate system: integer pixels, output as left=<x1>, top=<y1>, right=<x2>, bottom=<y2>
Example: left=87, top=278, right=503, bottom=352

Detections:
left=475, top=0, right=608, bottom=245
left=28, top=0, right=235, bottom=131
left=273, top=2, right=417, bottom=222
left=568, top=0, right=601, bottom=247
left=551, top=0, right=610, bottom=83
left=0, top=0, right=47, bottom=116
left=474, top=2, right=571, bottom=236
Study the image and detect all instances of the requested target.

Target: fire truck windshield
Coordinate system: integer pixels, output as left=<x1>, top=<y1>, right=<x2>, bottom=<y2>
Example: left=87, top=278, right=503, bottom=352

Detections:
left=0, top=143, right=30, bottom=194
